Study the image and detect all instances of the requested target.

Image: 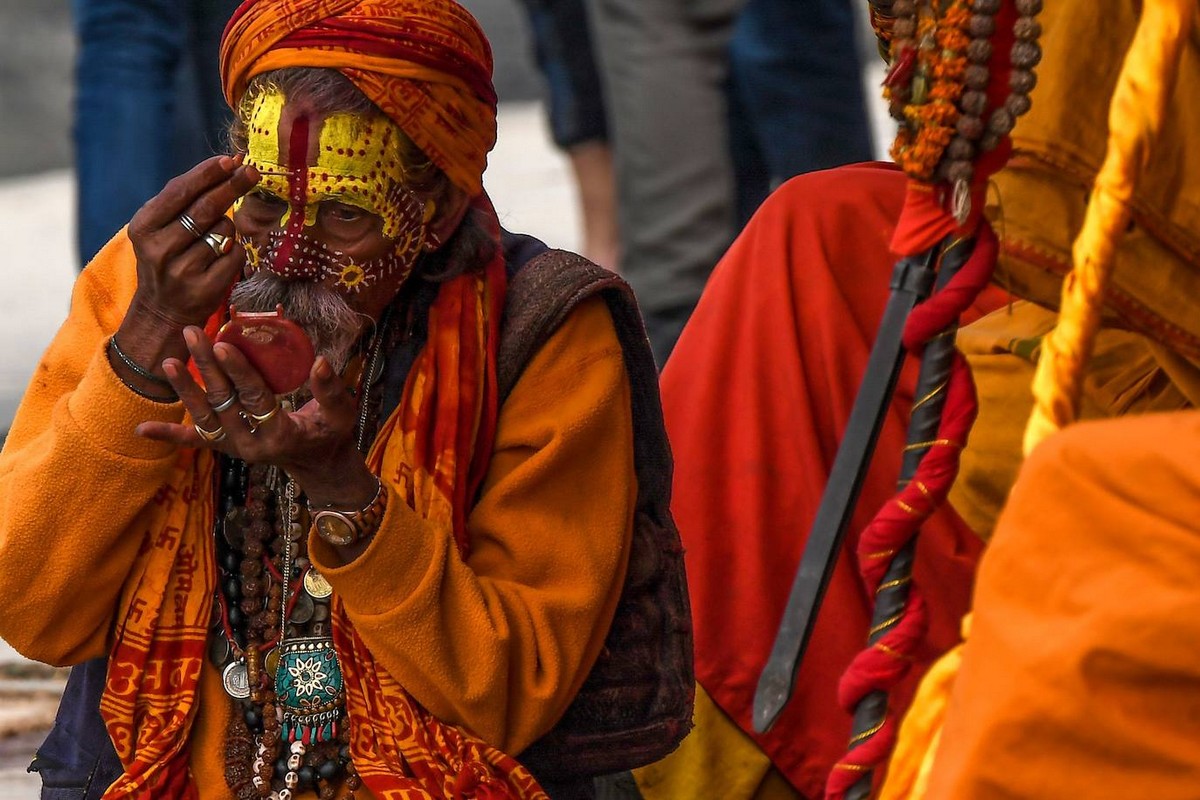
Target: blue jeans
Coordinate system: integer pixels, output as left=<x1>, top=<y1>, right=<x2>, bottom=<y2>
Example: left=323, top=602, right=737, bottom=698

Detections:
left=72, top=0, right=239, bottom=265
left=728, top=0, right=873, bottom=224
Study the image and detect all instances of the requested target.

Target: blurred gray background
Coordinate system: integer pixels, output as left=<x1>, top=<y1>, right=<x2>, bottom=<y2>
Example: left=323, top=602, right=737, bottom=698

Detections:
left=0, top=0, right=544, bottom=180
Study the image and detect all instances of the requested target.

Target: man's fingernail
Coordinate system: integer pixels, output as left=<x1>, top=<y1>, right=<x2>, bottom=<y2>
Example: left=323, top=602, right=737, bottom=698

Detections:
left=219, top=155, right=236, bottom=171
left=183, top=327, right=199, bottom=347
left=316, top=358, right=332, bottom=379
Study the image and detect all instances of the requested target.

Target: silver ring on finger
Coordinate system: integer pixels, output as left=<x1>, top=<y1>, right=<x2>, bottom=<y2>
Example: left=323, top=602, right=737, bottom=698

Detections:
left=178, top=213, right=203, bottom=239
left=210, top=393, right=239, bottom=414
left=203, top=231, right=232, bottom=256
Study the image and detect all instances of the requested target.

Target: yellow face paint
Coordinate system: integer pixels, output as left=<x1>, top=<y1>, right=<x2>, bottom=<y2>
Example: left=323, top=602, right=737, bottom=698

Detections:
left=241, top=88, right=430, bottom=241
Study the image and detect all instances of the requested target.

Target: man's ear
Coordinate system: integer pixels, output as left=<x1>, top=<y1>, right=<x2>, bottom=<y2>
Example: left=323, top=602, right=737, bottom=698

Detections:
left=427, top=185, right=471, bottom=248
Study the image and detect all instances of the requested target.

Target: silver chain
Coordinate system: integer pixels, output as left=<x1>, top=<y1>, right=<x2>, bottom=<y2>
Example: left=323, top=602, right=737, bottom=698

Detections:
left=281, top=476, right=296, bottom=639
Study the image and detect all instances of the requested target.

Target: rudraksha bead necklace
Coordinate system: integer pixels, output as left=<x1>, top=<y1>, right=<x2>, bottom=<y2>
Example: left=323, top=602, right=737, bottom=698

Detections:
left=881, top=0, right=1044, bottom=220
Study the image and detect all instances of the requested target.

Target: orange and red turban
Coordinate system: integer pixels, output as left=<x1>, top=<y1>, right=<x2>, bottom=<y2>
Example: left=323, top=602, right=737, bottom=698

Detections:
left=219, top=0, right=498, bottom=197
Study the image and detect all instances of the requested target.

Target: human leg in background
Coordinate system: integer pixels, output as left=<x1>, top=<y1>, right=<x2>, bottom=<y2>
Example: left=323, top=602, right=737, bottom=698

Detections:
left=183, top=0, right=241, bottom=159
left=72, top=0, right=239, bottom=267
left=73, top=0, right=184, bottom=265
left=520, top=0, right=619, bottom=271
left=728, top=0, right=874, bottom=225
left=587, top=0, right=746, bottom=367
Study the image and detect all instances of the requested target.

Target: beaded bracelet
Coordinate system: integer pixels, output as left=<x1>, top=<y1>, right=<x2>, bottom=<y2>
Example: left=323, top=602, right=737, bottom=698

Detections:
left=106, top=336, right=180, bottom=404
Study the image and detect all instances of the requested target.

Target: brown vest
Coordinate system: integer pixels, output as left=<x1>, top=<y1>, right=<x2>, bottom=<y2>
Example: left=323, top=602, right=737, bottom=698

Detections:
left=501, top=250, right=694, bottom=780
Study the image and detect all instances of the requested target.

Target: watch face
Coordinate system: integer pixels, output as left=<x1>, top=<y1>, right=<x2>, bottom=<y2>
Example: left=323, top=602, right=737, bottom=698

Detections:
left=315, top=513, right=357, bottom=546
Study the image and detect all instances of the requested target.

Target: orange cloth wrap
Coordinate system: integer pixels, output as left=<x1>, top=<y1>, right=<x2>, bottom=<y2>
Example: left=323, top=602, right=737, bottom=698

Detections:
left=920, top=412, right=1200, bottom=798
left=220, top=0, right=498, bottom=197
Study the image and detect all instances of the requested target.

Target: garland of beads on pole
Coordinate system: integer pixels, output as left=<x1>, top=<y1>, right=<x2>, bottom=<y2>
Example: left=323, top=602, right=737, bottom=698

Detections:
left=823, top=0, right=1043, bottom=796
left=825, top=226, right=999, bottom=800
left=882, top=0, right=1042, bottom=220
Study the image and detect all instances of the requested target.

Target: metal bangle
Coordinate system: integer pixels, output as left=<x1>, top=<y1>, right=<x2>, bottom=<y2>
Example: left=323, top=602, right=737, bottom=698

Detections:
left=108, top=335, right=173, bottom=386
left=114, top=372, right=179, bottom=404
left=107, top=337, right=179, bottom=403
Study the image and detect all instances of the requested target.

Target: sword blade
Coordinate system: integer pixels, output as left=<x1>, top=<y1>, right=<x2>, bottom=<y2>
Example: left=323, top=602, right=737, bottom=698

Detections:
left=752, top=246, right=941, bottom=734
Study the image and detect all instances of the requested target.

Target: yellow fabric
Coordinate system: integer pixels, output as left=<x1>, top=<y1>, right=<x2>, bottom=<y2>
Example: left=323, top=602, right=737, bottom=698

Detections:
left=988, top=0, right=1200, bottom=360
left=633, top=684, right=799, bottom=800
left=1022, top=0, right=1194, bottom=455
left=0, top=230, right=636, bottom=797
left=876, top=618, right=968, bottom=800
left=950, top=300, right=1197, bottom=539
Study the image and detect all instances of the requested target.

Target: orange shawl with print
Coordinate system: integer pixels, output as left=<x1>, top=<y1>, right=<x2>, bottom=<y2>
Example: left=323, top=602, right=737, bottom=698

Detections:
left=98, top=0, right=546, bottom=797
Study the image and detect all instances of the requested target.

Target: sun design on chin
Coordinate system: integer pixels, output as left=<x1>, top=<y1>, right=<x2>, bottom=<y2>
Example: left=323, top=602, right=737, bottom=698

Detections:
left=335, top=261, right=369, bottom=292
left=241, top=238, right=263, bottom=270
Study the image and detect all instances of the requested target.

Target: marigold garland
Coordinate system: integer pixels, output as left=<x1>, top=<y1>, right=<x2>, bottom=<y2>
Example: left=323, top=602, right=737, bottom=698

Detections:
left=888, top=0, right=971, bottom=180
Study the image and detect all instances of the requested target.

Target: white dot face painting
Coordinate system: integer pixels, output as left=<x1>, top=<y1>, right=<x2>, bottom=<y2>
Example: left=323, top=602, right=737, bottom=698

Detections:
left=233, top=88, right=435, bottom=307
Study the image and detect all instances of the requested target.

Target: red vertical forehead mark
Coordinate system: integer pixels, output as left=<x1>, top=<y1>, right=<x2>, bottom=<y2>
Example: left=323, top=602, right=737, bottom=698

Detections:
left=269, top=112, right=320, bottom=279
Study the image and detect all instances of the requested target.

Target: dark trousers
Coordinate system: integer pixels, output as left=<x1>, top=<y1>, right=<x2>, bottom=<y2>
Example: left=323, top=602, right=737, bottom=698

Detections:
left=72, top=0, right=239, bottom=265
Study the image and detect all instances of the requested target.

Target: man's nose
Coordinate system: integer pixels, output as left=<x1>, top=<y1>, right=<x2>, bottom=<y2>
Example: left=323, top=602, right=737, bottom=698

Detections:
left=264, top=229, right=327, bottom=282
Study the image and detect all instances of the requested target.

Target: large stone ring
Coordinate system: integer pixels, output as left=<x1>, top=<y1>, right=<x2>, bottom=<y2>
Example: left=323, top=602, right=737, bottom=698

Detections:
left=178, top=213, right=203, bottom=239
left=194, top=423, right=227, bottom=443
left=203, top=231, right=232, bottom=256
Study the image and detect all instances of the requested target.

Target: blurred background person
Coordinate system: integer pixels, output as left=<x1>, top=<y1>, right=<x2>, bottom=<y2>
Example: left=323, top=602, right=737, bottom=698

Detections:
left=728, top=0, right=874, bottom=225
left=516, top=0, right=619, bottom=270
left=72, top=0, right=240, bottom=265
left=586, top=0, right=874, bottom=365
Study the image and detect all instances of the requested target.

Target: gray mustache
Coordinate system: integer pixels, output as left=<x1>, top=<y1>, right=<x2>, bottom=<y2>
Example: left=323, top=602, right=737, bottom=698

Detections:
left=228, top=272, right=368, bottom=374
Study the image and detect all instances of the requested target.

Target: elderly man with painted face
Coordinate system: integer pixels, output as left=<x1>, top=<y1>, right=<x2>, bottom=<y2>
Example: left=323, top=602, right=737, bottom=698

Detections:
left=0, top=1, right=690, bottom=798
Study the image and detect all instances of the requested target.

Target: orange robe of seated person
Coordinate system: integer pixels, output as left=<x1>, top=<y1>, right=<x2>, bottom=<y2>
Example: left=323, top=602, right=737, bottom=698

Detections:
left=923, top=411, right=1200, bottom=798
left=0, top=230, right=636, bottom=799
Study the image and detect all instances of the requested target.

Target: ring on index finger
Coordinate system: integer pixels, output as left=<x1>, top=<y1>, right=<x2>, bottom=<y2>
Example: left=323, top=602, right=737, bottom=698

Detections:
left=203, top=231, right=233, bottom=256
left=178, top=213, right=203, bottom=239
left=195, top=423, right=227, bottom=443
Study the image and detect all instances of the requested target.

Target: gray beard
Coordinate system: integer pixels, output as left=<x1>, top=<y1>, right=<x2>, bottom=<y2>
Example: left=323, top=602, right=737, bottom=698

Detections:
left=228, top=271, right=369, bottom=375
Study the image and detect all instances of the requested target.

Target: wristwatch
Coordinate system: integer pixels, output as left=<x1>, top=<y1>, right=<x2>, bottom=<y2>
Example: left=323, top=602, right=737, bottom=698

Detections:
left=310, top=480, right=387, bottom=547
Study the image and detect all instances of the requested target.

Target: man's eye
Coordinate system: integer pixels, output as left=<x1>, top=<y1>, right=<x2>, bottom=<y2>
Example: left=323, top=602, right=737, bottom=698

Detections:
left=326, top=203, right=366, bottom=222
left=246, top=191, right=287, bottom=212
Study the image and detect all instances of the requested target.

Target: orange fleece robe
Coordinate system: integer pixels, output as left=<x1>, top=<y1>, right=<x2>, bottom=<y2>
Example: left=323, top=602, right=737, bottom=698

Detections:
left=0, top=231, right=635, bottom=798
left=925, top=411, right=1200, bottom=798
